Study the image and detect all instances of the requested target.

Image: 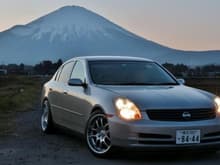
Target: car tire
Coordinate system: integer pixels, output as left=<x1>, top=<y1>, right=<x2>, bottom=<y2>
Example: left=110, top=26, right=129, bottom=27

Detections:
left=86, top=111, right=113, bottom=157
left=41, top=100, right=54, bottom=134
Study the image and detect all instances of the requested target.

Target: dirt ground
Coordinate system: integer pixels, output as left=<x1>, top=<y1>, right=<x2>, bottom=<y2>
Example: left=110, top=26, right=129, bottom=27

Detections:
left=1, top=104, right=220, bottom=165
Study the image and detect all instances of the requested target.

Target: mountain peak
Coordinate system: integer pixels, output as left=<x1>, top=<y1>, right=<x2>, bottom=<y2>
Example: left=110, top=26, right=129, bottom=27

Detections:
left=32, top=5, right=104, bottom=25
left=49, top=5, right=93, bottom=18
left=58, top=5, right=87, bottom=11
left=15, top=5, right=124, bottom=41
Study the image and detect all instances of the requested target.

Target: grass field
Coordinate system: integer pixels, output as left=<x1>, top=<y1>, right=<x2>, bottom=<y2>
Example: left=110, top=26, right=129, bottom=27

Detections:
left=0, top=76, right=46, bottom=135
left=0, top=76, right=219, bottom=135
left=186, top=78, right=220, bottom=96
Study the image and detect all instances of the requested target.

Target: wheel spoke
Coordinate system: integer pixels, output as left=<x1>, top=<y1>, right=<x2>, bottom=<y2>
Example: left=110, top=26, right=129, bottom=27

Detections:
left=105, top=136, right=110, bottom=141
left=95, top=120, right=100, bottom=128
left=104, top=123, right=109, bottom=129
left=105, top=130, right=110, bottom=134
left=91, top=128, right=97, bottom=132
left=45, top=117, right=48, bottom=123
left=89, top=135, right=96, bottom=138
left=102, top=139, right=108, bottom=147
left=98, top=140, right=103, bottom=149
left=100, top=118, right=104, bottom=127
left=44, top=119, right=48, bottom=124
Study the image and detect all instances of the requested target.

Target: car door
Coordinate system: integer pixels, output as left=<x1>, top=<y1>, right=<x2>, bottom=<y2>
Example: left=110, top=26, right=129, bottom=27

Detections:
left=51, top=61, right=75, bottom=127
left=47, top=67, right=63, bottom=123
left=62, top=60, right=91, bottom=132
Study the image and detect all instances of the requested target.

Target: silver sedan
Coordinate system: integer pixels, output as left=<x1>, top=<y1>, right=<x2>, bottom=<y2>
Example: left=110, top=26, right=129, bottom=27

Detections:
left=41, top=56, right=220, bottom=157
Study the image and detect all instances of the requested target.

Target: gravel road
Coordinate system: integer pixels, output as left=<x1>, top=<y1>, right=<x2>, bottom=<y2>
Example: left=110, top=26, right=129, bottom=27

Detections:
left=1, top=105, right=220, bottom=165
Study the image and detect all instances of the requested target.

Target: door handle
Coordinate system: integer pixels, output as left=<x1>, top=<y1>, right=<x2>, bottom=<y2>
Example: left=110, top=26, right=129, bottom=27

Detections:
left=63, top=90, right=68, bottom=95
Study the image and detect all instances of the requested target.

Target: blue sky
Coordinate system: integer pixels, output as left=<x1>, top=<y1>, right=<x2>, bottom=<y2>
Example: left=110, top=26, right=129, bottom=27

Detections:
left=0, top=0, right=219, bottom=50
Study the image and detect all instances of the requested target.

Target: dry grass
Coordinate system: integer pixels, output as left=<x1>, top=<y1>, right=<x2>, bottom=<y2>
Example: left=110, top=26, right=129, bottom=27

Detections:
left=0, top=75, right=46, bottom=135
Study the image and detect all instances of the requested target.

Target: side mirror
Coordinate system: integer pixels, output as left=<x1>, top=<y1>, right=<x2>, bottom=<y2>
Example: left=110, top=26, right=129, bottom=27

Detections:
left=177, top=78, right=185, bottom=85
left=68, top=78, right=87, bottom=88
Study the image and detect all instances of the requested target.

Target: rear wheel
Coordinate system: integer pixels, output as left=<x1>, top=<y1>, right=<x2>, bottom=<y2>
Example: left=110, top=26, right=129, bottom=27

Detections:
left=41, top=100, right=53, bottom=133
left=86, top=111, right=113, bottom=157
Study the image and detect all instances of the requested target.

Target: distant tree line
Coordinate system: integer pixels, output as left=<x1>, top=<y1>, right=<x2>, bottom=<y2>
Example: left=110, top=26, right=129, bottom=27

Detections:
left=163, top=63, right=220, bottom=78
left=0, top=59, right=63, bottom=75
left=34, top=59, right=63, bottom=75
left=1, top=60, right=220, bottom=77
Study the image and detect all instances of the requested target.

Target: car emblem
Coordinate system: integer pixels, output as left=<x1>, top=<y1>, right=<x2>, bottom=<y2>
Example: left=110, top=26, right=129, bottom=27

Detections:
left=182, top=112, right=191, bottom=120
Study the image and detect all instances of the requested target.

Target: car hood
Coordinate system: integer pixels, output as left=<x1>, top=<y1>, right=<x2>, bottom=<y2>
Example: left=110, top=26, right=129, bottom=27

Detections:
left=98, top=85, right=215, bottom=110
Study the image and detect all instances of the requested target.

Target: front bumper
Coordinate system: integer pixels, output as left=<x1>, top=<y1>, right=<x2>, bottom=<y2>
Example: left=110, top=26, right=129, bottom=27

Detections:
left=108, top=113, right=220, bottom=150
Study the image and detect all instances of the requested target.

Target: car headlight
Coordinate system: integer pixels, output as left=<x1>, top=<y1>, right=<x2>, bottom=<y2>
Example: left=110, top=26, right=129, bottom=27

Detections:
left=214, top=97, right=220, bottom=113
left=115, top=98, right=142, bottom=120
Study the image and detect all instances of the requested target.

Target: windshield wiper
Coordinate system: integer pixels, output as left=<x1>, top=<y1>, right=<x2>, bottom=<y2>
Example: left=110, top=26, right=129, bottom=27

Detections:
left=112, top=82, right=178, bottom=86
left=115, top=83, right=160, bottom=85
left=151, top=82, right=178, bottom=85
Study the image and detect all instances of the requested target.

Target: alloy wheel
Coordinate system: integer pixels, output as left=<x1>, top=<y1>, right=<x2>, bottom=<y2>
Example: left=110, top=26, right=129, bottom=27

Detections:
left=86, top=113, right=111, bottom=155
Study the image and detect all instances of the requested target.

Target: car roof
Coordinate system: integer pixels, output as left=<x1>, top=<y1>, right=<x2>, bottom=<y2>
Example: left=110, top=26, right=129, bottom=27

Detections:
left=65, top=56, right=154, bottom=63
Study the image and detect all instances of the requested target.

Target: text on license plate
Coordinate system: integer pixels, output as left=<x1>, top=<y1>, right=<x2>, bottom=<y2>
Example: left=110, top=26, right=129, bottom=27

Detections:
left=176, top=130, right=201, bottom=144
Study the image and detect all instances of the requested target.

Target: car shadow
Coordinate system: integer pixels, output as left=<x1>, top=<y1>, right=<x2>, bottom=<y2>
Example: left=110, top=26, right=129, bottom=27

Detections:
left=51, top=126, right=220, bottom=163
left=106, top=149, right=220, bottom=163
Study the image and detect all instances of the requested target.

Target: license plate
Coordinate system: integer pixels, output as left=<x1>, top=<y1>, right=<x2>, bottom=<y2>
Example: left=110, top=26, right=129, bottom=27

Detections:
left=176, top=130, right=200, bottom=144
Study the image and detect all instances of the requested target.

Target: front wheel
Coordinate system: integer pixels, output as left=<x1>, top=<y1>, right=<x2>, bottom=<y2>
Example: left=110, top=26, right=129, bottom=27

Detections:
left=86, top=112, right=113, bottom=157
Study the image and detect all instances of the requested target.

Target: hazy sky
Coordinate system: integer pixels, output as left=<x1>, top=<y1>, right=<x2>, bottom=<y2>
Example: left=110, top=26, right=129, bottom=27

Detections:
left=0, top=0, right=219, bottom=51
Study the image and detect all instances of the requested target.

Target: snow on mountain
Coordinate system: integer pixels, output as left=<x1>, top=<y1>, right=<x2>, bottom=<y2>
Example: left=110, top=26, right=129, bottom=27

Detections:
left=0, top=6, right=219, bottom=65
left=11, top=6, right=131, bottom=41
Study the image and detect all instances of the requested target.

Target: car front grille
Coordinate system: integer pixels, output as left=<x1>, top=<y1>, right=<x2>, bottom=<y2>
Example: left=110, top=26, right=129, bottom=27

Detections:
left=146, top=108, right=216, bottom=121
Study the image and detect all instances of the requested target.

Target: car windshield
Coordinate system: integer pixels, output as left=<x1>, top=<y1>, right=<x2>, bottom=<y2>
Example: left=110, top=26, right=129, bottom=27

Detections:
left=89, top=61, right=178, bottom=85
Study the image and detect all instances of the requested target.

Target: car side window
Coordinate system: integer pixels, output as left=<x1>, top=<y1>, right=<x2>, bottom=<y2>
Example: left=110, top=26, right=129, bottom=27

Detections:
left=70, top=61, right=85, bottom=82
left=58, top=62, right=75, bottom=83
left=54, top=67, right=62, bottom=81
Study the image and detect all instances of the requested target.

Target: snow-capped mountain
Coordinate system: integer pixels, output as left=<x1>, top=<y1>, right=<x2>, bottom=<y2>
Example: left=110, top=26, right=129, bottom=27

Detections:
left=0, top=6, right=219, bottom=65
